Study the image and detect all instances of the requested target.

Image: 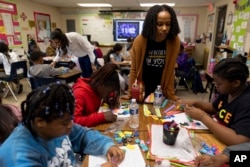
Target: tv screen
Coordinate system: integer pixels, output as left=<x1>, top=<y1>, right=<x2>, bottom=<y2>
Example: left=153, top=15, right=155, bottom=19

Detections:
left=113, top=19, right=144, bottom=42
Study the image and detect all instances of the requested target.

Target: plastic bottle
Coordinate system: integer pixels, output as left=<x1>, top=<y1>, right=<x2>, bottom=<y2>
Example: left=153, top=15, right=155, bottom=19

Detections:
left=208, top=58, right=216, bottom=74
left=129, top=98, right=139, bottom=129
left=154, top=85, right=163, bottom=108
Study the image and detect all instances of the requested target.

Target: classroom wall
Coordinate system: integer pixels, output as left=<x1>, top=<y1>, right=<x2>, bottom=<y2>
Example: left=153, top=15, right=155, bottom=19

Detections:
left=204, top=0, right=235, bottom=70
left=3, top=0, right=61, bottom=52
left=58, top=7, right=208, bottom=64
left=3, top=0, right=237, bottom=69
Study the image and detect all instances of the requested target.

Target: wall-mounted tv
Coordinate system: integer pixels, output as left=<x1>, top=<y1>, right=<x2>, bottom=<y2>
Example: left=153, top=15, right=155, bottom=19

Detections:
left=113, top=19, right=144, bottom=42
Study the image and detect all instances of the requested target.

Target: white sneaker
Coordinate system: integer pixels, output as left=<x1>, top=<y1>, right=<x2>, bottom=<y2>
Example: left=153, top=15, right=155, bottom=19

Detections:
left=2, top=88, right=9, bottom=98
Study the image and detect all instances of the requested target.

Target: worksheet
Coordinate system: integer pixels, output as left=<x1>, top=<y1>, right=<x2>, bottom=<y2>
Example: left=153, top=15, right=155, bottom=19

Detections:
left=150, top=125, right=197, bottom=162
left=89, top=145, right=145, bottom=167
left=163, top=112, right=208, bottom=130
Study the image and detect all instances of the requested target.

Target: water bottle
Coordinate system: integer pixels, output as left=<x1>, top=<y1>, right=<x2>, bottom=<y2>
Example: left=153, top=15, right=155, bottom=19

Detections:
left=208, top=58, right=216, bottom=74
left=129, top=98, right=139, bottom=129
left=154, top=85, right=163, bottom=108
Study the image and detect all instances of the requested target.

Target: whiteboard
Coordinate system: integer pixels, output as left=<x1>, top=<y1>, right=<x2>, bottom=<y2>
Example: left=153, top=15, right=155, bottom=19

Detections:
left=81, top=15, right=114, bottom=44
left=80, top=13, right=198, bottom=44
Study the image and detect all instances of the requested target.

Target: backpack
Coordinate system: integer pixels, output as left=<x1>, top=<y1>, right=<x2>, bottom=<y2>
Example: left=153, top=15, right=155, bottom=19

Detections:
left=192, top=70, right=205, bottom=93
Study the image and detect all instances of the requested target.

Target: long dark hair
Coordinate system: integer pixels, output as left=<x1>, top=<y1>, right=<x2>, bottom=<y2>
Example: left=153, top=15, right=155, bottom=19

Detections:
left=0, top=42, right=11, bottom=62
left=88, top=63, right=121, bottom=107
left=50, top=29, right=69, bottom=55
left=142, top=4, right=180, bottom=40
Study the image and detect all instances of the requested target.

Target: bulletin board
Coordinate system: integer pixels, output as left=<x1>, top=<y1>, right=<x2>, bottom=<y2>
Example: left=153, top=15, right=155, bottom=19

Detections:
left=230, top=0, right=250, bottom=52
left=0, top=0, right=22, bottom=46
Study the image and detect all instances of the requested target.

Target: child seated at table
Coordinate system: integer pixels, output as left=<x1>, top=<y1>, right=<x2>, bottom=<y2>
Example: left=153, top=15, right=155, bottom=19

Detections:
left=73, top=63, right=122, bottom=127
left=195, top=142, right=250, bottom=167
left=0, top=83, right=125, bottom=166
left=0, top=42, right=23, bottom=95
left=0, top=98, right=20, bottom=145
left=29, top=51, right=69, bottom=78
left=181, top=58, right=250, bottom=145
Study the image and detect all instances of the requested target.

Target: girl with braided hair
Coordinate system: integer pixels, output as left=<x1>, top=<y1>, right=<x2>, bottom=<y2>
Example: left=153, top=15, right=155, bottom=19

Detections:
left=181, top=58, right=250, bottom=145
left=0, top=83, right=124, bottom=167
left=123, top=4, right=181, bottom=101
left=73, top=63, right=122, bottom=127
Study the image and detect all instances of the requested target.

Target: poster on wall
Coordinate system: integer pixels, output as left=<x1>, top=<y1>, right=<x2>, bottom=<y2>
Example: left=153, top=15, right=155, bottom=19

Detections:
left=34, top=12, right=51, bottom=43
left=230, top=0, right=250, bottom=52
left=177, top=14, right=198, bottom=43
left=0, top=1, right=22, bottom=46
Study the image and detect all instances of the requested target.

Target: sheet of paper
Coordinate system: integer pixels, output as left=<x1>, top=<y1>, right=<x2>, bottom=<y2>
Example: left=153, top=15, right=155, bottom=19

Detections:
left=150, top=124, right=196, bottom=162
left=164, top=112, right=208, bottom=130
left=89, top=145, right=145, bottom=167
left=99, top=107, right=130, bottom=120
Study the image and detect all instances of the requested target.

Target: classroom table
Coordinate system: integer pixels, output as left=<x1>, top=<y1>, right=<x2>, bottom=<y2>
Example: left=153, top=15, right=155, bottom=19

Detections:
left=43, top=56, right=75, bottom=68
left=82, top=102, right=226, bottom=167
left=81, top=130, right=226, bottom=167
left=55, top=69, right=81, bottom=83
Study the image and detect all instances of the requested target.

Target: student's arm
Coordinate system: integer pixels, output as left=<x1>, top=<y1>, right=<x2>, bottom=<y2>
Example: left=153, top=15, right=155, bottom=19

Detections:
left=69, top=124, right=115, bottom=155
left=223, top=142, right=250, bottom=156
left=73, top=89, right=106, bottom=127
left=194, top=153, right=229, bottom=167
left=195, top=142, right=250, bottom=167
left=181, top=99, right=216, bottom=114
left=198, top=112, right=249, bottom=145
left=47, top=65, right=63, bottom=76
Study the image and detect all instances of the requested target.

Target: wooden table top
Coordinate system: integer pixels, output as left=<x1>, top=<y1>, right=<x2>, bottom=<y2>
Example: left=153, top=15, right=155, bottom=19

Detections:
left=81, top=130, right=226, bottom=167
left=82, top=102, right=226, bottom=167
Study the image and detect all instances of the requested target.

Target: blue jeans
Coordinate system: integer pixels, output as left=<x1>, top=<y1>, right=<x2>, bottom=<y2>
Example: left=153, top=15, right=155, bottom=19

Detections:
left=78, top=55, right=92, bottom=78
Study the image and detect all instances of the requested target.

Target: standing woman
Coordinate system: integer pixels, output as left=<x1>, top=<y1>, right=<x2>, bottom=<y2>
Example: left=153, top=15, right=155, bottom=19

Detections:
left=125, top=5, right=181, bottom=100
left=50, top=29, right=96, bottom=78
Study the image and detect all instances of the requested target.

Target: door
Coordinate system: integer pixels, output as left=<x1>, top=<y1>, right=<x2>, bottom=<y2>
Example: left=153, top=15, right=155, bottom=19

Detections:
left=213, top=5, right=227, bottom=57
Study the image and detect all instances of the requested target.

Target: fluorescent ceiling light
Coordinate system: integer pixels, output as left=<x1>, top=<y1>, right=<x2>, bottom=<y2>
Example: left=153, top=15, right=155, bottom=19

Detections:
left=140, top=3, right=175, bottom=7
left=77, top=3, right=112, bottom=7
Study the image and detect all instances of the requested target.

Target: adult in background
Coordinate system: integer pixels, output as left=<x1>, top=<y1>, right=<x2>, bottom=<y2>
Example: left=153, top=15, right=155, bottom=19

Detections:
left=123, top=4, right=181, bottom=100
left=50, top=29, right=96, bottom=78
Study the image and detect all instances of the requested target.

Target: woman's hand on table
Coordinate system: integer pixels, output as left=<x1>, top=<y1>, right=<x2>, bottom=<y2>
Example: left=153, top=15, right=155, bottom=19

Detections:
left=106, top=145, right=125, bottom=165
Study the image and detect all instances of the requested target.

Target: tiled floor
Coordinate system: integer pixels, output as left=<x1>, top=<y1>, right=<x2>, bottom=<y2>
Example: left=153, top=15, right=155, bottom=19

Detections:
left=1, top=79, right=210, bottom=107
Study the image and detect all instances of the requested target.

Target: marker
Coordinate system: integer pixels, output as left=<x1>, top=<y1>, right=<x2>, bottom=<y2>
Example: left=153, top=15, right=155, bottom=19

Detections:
left=163, top=104, right=176, bottom=113
left=161, top=99, right=169, bottom=108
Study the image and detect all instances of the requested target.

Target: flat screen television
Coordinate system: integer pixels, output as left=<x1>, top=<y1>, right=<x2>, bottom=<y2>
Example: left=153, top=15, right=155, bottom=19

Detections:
left=113, top=19, right=144, bottom=42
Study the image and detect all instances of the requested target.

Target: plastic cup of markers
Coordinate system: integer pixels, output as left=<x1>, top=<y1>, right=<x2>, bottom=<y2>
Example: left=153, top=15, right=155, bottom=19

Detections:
left=163, top=122, right=179, bottom=145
